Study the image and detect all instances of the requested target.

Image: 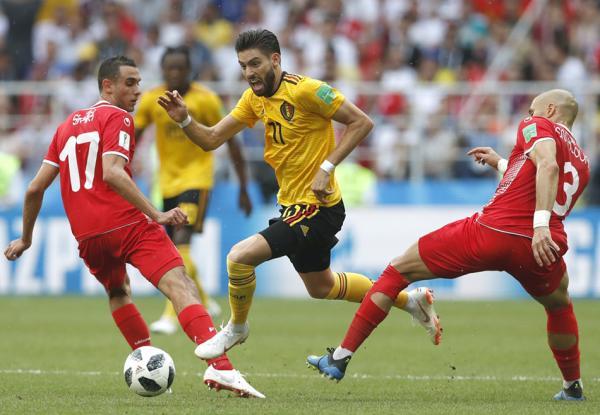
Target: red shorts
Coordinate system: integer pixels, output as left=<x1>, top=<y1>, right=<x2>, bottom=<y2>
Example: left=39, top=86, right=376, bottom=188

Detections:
left=418, top=214, right=567, bottom=297
left=78, top=220, right=183, bottom=291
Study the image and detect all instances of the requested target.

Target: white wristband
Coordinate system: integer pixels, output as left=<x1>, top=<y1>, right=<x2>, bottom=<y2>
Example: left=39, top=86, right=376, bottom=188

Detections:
left=497, top=158, right=508, bottom=175
left=533, top=210, right=551, bottom=228
left=177, top=114, right=192, bottom=128
left=320, top=160, right=335, bottom=174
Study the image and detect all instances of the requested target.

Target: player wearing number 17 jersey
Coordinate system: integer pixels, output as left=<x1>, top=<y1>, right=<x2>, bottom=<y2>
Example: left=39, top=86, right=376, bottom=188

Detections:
left=4, top=56, right=264, bottom=398
left=307, top=89, right=589, bottom=401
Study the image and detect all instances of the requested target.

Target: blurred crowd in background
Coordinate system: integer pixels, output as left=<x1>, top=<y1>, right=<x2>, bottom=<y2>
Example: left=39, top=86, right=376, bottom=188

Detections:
left=0, top=0, right=599, bottom=205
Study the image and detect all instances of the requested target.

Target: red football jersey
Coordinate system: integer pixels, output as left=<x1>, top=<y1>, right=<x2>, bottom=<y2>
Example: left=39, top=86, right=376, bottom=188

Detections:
left=478, top=116, right=590, bottom=241
left=43, top=100, right=145, bottom=241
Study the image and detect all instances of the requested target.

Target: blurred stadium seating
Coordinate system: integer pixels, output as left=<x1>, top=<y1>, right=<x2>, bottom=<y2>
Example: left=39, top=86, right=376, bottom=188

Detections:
left=0, top=0, right=599, bottom=298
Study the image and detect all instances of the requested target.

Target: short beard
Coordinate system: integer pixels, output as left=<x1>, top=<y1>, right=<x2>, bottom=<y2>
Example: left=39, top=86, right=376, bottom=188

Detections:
left=256, top=68, right=276, bottom=97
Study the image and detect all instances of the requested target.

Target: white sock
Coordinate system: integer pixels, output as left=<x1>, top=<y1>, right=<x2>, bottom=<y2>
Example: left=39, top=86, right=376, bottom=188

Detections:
left=332, top=346, right=353, bottom=360
left=229, top=321, right=247, bottom=333
left=563, top=379, right=582, bottom=389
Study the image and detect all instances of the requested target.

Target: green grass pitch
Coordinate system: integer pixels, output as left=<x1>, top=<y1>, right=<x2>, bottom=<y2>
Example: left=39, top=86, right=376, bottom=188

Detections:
left=0, top=296, right=598, bottom=414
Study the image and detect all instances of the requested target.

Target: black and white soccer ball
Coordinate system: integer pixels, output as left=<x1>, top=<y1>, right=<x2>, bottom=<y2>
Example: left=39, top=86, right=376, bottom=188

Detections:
left=123, top=346, right=175, bottom=397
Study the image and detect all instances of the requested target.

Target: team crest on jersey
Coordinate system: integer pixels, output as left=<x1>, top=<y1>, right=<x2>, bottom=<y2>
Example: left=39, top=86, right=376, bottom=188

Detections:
left=72, top=108, right=96, bottom=125
left=123, top=117, right=131, bottom=127
left=280, top=101, right=295, bottom=122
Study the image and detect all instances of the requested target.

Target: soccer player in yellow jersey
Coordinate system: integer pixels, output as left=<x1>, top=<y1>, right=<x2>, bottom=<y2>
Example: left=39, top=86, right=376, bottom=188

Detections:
left=158, top=30, right=442, bottom=358
left=135, top=46, right=252, bottom=335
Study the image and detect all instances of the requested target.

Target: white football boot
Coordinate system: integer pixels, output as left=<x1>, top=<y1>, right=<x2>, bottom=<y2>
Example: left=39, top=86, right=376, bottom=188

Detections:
left=203, top=365, right=265, bottom=398
left=149, top=316, right=178, bottom=335
left=406, top=287, right=442, bottom=345
left=195, top=321, right=249, bottom=359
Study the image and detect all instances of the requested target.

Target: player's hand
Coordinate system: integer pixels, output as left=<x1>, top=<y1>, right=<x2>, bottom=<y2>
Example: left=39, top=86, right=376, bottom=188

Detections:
left=238, top=188, right=253, bottom=217
left=467, top=147, right=501, bottom=169
left=156, top=208, right=189, bottom=226
left=311, top=169, right=334, bottom=204
left=4, top=238, right=31, bottom=261
left=157, top=90, right=189, bottom=124
left=532, top=227, right=560, bottom=267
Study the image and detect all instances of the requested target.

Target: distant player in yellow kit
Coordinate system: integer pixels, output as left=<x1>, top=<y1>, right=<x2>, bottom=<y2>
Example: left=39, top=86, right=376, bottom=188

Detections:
left=135, top=46, right=252, bottom=334
left=158, top=30, right=440, bottom=357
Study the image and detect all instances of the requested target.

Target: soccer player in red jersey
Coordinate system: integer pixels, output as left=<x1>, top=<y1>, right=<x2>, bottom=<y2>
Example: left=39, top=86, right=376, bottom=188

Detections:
left=4, top=56, right=264, bottom=398
left=307, top=89, right=589, bottom=401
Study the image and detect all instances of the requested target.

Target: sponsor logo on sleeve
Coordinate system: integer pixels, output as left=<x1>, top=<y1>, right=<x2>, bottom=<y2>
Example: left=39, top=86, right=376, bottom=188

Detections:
left=316, top=84, right=336, bottom=105
left=522, top=123, right=537, bottom=143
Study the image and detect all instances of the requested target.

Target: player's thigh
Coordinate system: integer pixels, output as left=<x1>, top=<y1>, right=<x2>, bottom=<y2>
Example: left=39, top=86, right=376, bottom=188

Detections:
left=417, top=214, right=499, bottom=279
left=228, top=233, right=273, bottom=266
left=256, top=214, right=299, bottom=261
left=532, top=272, right=571, bottom=309
left=78, top=234, right=127, bottom=293
left=123, top=221, right=184, bottom=287
left=505, top=236, right=568, bottom=298
left=390, top=242, right=436, bottom=281
left=287, top=201, right=345, bottom=274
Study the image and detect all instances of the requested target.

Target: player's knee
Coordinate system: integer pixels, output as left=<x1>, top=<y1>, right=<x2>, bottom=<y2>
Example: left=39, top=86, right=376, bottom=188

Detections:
left=305, top=284, right=329, bottom=299
left=227, top=243, right=253, bottom=266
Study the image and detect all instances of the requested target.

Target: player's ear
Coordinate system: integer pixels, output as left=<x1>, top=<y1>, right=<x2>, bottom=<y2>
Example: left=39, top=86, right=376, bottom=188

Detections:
left=101, top=78, right=114, bottom=95
left=547, top=103, right=557, bottom=118
left=271, top=52, right=281, bottom=68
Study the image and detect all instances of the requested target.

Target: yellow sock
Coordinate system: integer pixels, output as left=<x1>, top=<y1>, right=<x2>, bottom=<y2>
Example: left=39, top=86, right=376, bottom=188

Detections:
left=394, top=291, right=409, bottom=309
left=160, top=244, right=209, bottom=320
left=227, top=258, right=256, bottom=324
left=326, top=271, right=409, bottom=308
left=326, top=272, right=373, bottom=302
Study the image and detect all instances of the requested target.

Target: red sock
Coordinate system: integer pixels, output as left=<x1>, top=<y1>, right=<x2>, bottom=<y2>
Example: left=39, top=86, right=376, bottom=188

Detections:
left=178, top=304, right=233, bottom=370
left=112, top=303, right=151, bottom=350
left=546, top=303, right=580, bottom=381
left=341, top=265, right=410, bottom=352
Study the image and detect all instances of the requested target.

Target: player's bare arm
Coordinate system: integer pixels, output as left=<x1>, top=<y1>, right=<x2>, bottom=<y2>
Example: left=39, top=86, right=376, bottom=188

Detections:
left=528, top=140, right=561, bottom=267
left=311, top=100, right=374, bottom=203
left=157, top=90, right=246, bottom=151
left=4, top=163, right=59, bottom=260
left=102, top=154, right=188, bottom=226
left=226, top=137, right=253, bottom=216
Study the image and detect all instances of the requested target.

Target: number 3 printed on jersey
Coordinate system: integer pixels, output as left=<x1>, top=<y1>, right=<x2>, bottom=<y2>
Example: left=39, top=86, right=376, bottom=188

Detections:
left=553, top=162, right=580, bottom=216
left=59, top=131, right=100, bottom=192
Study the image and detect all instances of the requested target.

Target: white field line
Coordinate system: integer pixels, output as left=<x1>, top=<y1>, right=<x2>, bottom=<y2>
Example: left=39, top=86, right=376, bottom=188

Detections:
left=2, top=368, right=599, bottom=383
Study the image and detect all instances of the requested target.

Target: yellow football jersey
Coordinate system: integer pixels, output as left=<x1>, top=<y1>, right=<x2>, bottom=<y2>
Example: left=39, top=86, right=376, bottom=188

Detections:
left=230, top=73, right=345, bottom=207
left=135, top=83, right=223, bottom=198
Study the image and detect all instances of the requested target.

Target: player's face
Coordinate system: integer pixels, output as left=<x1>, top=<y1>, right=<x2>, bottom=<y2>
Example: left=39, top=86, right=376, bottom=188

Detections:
left=112, top=66, right=142, bottom=112
left=238, top=49, right=279, bottom=97
left=162, top=54, right=190, bottom=91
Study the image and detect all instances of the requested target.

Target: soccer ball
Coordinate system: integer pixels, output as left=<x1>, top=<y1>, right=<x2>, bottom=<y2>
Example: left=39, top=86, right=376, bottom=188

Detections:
left=123, top=346, right=175, bottom=397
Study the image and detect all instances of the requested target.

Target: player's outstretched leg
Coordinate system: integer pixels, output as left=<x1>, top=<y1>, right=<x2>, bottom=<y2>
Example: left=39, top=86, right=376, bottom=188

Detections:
left=306, top=347, right=351, bottom=382
left=195, top=256, right=255, bottom=359
left=203, top=365, right=265, bottom=398
left=323, top=271, right=441, bottom=345
left=404, top=287, right=442, bottom=345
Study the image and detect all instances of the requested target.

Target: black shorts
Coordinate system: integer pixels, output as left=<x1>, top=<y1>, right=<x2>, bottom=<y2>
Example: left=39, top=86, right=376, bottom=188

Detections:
left=163, top=189, right=210, bottom=238
left=259, top=200, right=346, bottom=273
